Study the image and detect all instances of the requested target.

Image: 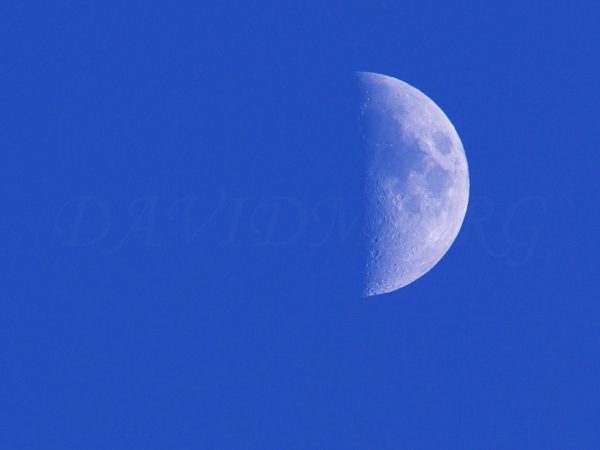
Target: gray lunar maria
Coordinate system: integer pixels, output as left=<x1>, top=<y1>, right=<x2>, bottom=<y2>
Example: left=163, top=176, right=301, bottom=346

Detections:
left=359, top=72, right=469, bottom=296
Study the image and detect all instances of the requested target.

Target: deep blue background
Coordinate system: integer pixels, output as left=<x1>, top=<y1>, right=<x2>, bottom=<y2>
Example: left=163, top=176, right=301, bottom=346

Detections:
left=2, top=1, right=599, bottom=448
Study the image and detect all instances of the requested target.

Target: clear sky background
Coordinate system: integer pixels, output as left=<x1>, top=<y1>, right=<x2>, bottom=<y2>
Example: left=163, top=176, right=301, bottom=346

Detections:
left=1, top=1, right=599, bottom=448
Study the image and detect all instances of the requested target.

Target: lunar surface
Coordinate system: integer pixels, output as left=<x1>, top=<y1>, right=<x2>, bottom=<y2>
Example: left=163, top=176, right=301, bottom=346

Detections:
left=359, top=72, right=469, bottom=296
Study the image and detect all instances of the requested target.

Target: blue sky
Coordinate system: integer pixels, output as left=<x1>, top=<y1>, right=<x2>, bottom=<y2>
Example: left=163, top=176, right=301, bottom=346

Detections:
left=1, top=1, right=599, bottom=448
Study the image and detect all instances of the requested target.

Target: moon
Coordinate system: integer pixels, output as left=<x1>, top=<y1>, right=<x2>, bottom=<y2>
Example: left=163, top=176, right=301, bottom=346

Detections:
left=358, top=72, right=469, bottom=296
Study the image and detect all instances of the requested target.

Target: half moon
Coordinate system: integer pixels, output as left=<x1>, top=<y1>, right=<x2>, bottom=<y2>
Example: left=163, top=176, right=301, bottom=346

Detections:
left=358, top=72, right=469, bottom=296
